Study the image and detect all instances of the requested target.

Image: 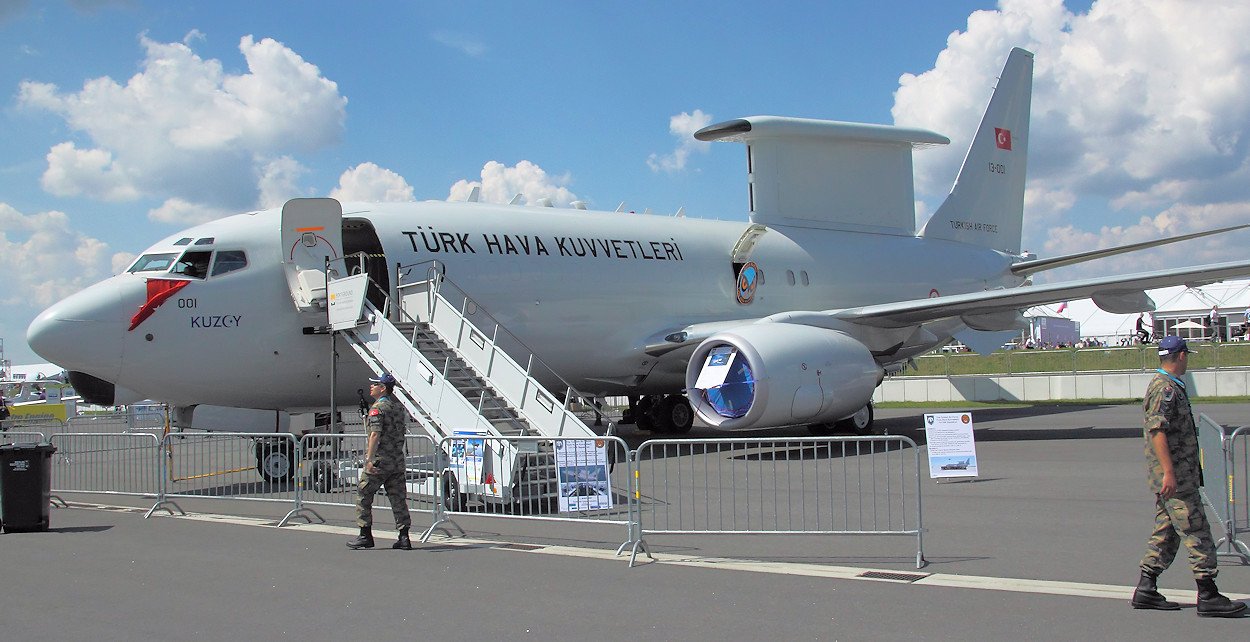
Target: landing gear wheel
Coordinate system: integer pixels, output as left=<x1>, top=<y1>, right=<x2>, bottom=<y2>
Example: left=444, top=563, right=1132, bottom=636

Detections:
left=310, top=460, right=336, bottom=493
left=835, top=404, right=874, bottom=435
left=256, top=441, right=295, bottom=482
left=654, top=395, right=694, bottom=434
left=442, top=470, right=466, bottom=512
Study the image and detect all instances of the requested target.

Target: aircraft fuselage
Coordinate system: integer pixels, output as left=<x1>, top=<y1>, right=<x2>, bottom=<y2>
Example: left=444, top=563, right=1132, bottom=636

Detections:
left=28, top=200, right=1020, bottom=411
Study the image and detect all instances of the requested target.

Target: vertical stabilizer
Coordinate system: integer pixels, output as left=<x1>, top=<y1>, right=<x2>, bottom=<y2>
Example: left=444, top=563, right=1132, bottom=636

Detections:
left=920, top=48, right=1033, bottom=254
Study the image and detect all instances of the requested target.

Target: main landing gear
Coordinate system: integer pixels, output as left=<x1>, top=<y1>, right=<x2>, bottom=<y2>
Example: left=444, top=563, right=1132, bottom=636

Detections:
left=806, top=403, right=874, bottom=436
left=622, top=394, right=694, bottom=434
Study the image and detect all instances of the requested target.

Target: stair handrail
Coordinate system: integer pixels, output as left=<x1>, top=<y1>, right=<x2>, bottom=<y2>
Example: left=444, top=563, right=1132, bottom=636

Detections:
left=394, top=260, right=611, bottom=429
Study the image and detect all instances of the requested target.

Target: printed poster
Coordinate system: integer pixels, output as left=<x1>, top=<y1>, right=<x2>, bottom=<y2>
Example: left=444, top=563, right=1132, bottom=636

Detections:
left=448, top=430, right=487, bottom=488
left=555, top=439, right=612, bottom=512
left=924, top=412, right=979, bottom=479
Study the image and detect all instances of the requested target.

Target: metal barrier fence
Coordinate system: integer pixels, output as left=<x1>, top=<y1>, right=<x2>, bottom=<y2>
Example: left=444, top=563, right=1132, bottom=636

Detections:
left=425, top=435, right=635, bottom=546
left=50, top=433, right=161, bottom=498
left=1, top=418, right=65, bottom=436
left=1220, top=425, right=1250, bottom=564
left=68, top=410, right=167, bottom=434
left=147, top=432, right=302, bottom=519
left=2, top=431, right=47, bottom=444
left=292, top=433, right=440, bottom=525
left=630, top=436, right=925, bottom=568
left=40, top=419, right=925, bottom=567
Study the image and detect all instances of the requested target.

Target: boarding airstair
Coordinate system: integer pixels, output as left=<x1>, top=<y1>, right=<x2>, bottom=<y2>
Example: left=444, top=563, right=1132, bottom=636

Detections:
left=327, top=257, right=605, bottom=510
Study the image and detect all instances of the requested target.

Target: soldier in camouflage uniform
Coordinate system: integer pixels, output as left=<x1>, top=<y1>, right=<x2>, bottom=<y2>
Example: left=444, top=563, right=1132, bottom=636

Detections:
left=1131, top=336, right=1245, bottom=617
left=346, top=373, right=414, bottom=550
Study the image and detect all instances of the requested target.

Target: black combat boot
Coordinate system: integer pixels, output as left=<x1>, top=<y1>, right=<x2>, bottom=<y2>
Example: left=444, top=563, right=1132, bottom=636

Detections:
left=1196, top=578, right=1248, bottom=617
left=1130, top=571, right=1179, bottom=610
left=346, top=527, right=374, bottom=549
left=392, top=527, right=413, bottom=550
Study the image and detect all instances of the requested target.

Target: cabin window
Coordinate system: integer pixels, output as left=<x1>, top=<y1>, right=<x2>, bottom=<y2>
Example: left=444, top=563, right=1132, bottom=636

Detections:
left=786, top=270, right=796, bottom=286
left=800, top=271, right=810, bottom=286
left=128, top=253, right=179, bottom=273
left=172, top=250, right=213, bottom=279
left=211, top=250, right=248, bottom=277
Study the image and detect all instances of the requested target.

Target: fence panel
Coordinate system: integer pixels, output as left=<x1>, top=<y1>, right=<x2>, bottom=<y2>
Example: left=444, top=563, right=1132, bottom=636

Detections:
left=631, top=436, right=924, bottom=567
left=295, top=432, right=439, bottom=517
left=154, top=432, right=300, bottom=508
left=68, top=411, right=163, bottom=434
left=1, top=418, right=65, bottom=436
left=1223, top=426, right=1250, bottom=564
left=424, top=435, right=634, bottom=542
left=2, top=431, right=47, bottom=444
left=50, top=433, right=161, bottom=498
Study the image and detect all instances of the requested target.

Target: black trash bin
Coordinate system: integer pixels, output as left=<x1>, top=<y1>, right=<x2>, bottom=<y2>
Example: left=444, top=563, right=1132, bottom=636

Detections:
left=0, top=442, right=57, bottom=533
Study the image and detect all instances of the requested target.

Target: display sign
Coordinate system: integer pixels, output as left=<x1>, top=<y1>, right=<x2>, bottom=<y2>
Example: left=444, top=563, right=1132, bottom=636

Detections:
left=924, top=412, right=979, bottom=479
left=555, top=439, right=612, bottom=512
left=448, top=431, right=487, bottom=489
left=327, top=273, right=369, bottom=331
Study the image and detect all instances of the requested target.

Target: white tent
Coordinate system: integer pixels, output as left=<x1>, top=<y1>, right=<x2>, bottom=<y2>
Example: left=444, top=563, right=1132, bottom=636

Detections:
left=1027, top=278, right=1250, bottom=343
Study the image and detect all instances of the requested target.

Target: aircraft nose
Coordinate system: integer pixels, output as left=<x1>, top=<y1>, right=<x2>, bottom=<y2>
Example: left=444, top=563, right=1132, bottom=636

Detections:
left=27, top=277, right=133, bottom=381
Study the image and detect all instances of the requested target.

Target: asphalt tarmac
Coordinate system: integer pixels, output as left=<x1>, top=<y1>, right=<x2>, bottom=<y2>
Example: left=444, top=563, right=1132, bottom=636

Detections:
left=3, top=403, right=1249, bottom=639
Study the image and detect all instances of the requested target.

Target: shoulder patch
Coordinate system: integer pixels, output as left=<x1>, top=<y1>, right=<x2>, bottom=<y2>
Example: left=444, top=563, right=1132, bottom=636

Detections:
left=1162, top=385, right=1174, bottom=402
left=369, top=408, right=380, bottom=417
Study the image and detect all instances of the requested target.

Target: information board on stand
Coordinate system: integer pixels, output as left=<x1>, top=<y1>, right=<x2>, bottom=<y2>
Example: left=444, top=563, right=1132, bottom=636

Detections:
left=924, top=412, right=980, bottom=481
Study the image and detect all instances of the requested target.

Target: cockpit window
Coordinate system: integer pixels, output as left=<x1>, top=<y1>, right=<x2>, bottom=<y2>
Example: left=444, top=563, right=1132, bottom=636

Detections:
left=211, top=250, right=248, bottom=277
left=171, top=250, right=213, bottom=279
left=194, top=237, right=215, bottom=246
left=128, top=253, right=179, bottom=273
left=173, top=238, right=193, bottom=246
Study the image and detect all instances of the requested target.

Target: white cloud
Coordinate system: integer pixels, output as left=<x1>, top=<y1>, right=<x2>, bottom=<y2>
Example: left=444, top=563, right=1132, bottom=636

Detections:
left=147, top=198, right=232, bottom=225
left=893, top=0, right=1250, bottom=262
left=18, top=32, right=346, bottom=224
left=0, top=202, right=127, bottom=310
left=41, top=141, right=139, bottom=201
left=448, top=161, right=577, bottom=207
left=257, top=156, right=310, bottom=209
left=330, top=163, right=415, bottom=202
left=648, top=109, right=714, bottom=173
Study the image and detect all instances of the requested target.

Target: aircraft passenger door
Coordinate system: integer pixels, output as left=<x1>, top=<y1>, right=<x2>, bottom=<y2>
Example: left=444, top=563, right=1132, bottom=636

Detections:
left=280, top=198, right=344, bottom=312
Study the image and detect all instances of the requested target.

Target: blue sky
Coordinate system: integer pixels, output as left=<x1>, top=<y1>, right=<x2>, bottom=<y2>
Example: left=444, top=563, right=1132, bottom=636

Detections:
left=2, top=0, right=1248, bottom=365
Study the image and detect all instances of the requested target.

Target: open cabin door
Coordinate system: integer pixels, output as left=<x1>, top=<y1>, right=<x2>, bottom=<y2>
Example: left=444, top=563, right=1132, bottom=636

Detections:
left=280, top=198, right=344, bottom=312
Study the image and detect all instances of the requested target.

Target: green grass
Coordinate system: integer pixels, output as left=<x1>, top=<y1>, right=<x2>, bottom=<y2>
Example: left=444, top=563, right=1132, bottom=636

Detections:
left=875, top=396, right=1250, bottom=409
left=904, top=342, right=1250, bottom=377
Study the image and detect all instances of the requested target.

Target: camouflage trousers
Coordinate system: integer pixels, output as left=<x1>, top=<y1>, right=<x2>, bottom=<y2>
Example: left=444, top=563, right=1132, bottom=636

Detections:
left=355, top=466, right=412, bottom=530
left=1140, top=492, right=1218, bottom=579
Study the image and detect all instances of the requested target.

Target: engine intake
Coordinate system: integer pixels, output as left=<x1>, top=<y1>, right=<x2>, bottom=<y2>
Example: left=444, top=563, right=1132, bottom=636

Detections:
left=685, top=324, right=881, bottom=430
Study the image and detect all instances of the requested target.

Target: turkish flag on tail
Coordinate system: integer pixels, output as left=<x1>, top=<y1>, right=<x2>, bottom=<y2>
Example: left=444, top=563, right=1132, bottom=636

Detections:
left=994, top=128, right=1012, bottom=150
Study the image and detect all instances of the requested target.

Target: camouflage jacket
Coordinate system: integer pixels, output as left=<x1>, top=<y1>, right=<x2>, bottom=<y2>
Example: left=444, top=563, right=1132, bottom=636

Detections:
left=1142, top=370, right=1202, bottom=495
left=366, top=396, right=407, bottom=469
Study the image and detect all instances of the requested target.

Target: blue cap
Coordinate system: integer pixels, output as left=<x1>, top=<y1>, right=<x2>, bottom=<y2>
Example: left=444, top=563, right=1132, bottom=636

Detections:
left=369, top=373, right=397, bottom=385
left=1158, top=336, right=1195, bottom=356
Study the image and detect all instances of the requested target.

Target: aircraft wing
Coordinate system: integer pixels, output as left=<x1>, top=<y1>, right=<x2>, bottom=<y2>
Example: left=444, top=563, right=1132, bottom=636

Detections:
left=802, top=259, right=1250, bottom=329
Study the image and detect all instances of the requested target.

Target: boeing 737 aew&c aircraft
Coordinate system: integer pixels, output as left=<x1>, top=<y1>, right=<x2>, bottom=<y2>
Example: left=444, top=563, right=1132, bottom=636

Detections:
left=26, top=48, right=1250, bottom=449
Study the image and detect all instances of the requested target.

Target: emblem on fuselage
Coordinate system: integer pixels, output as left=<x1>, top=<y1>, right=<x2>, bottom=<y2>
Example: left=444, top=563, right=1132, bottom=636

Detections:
left=736, top=262, right=759, bottom=305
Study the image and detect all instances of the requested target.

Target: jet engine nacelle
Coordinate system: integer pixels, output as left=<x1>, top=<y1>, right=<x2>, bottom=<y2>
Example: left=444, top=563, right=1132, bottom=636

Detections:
left=685, top=323, right=882, bottom=430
